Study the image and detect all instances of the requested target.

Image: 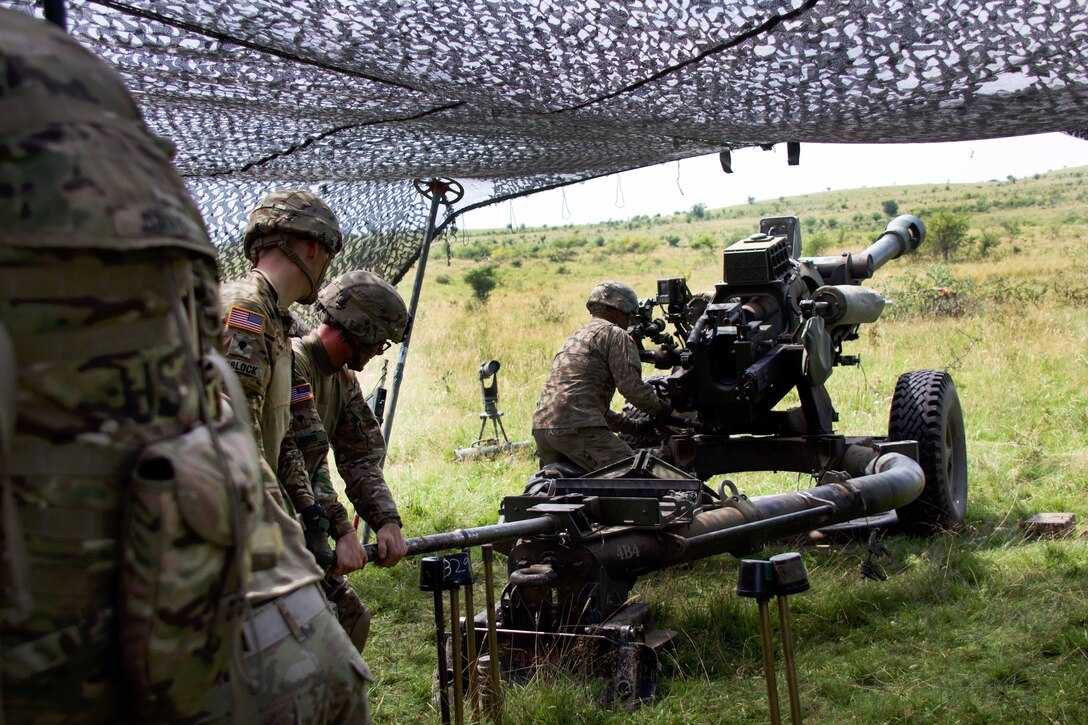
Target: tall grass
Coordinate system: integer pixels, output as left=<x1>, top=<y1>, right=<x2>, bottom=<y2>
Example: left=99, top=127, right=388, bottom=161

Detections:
left=346, top=167, right=1088, bottom=723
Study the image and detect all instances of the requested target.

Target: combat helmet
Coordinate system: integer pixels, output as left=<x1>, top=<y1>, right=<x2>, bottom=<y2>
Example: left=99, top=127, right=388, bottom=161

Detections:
left=243, top=189, right=343, bottom=303
left=0, top=9, right=212, bottom=258
left=586, top=280, right=638, bottom=316
left=317, top=270, right=409, bottom=347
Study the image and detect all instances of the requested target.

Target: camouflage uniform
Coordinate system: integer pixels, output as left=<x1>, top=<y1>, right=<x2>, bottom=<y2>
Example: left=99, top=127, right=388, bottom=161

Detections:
left=221, top=269, right=315, bottom=514
left=283, top=332, right=404, bottom=652
left=201, top=206, right=373, bottom=722
left=0, top=10, right=256, bottom=722
left=532, top=317, right=669, bottom=471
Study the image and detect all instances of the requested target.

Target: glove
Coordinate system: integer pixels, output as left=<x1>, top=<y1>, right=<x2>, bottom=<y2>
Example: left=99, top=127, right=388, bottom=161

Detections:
left=300, top=504, right=336, bottom=571
left=653, top=403, right=673, bottom=422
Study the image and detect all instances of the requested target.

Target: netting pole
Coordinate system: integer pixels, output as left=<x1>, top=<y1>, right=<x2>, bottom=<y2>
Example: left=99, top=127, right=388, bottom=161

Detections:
left=381, top=178, right=464, bottom=449
left=44, top=0, right=67, bottom=30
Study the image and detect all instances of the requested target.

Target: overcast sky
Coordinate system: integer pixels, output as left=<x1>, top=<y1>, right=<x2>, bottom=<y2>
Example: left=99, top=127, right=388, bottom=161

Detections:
left=459, top=132, right=1088, bottom=231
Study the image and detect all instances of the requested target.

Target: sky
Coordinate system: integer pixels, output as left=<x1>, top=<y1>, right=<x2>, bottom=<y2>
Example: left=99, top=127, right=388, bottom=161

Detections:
left=458, top=132, right=1088, bottom=231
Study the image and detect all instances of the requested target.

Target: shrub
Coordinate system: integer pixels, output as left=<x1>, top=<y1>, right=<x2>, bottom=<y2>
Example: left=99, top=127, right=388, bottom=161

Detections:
left=883, top=264, right=975, bottom=319
left=664, top=234, right=681, bottom=247
left=463, top=264, right=498, bottom=302
left=882, top=199, right=899, bottom=217
left=690, top=233, right=717, bottom=251
left=928, top=209, right=972, bottom=261
left=435, top=274, right=451, bottom=285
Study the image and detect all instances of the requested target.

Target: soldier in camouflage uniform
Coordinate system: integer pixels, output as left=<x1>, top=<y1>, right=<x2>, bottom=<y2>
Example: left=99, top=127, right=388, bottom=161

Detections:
left=281, top=270, right=409, bottom=653
left=199, top=193, right=375, bottom=722
left=531, top=281, right=671, bottom=472
left=0, top=11, right=259, bottom=722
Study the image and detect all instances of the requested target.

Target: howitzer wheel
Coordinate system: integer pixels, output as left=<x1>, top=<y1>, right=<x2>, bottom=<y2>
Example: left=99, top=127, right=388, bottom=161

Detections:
left=888, top=370, right=968, bottom=534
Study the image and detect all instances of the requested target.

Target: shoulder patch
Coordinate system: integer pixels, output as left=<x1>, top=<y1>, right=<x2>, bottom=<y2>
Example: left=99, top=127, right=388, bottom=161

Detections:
left=227, top=306, right=265, bottom=334
left=291, top=383, right=314, bottom=405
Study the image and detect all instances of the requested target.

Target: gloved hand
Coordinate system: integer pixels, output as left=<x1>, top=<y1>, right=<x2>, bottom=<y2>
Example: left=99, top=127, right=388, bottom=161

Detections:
left=653, top=403, right=673, bottom=422
left=300, top=504, right=336, bottom=571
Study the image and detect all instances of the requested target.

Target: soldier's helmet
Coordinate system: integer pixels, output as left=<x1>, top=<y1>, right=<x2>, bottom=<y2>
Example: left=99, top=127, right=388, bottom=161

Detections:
left=586, top=281, right=638, bottom=316
left=242, top=190, right=343, bottom=262
left=0, top=9, right=212, bottom=257
left=316, top=270, right=409, bottom=345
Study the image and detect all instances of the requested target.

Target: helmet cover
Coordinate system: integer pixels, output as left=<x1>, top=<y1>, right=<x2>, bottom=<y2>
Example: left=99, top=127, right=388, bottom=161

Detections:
left=316, top=270, right=409, bottom=345
left=243, top=189, right=343, bottom=262
left=586, top=280, right=638, bottom=316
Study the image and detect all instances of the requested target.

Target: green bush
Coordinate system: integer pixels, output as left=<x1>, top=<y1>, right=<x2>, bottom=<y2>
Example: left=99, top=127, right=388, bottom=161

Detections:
left=463, top=264, right=498, bottom=302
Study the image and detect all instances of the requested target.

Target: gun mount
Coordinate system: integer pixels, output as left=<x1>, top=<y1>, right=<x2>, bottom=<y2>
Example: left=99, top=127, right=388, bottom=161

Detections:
left=387, top=214, right=967, bottom=710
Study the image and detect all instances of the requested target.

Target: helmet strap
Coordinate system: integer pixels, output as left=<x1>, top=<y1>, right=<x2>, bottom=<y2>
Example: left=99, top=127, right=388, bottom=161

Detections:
left=276, top=238, right=329, bottom=305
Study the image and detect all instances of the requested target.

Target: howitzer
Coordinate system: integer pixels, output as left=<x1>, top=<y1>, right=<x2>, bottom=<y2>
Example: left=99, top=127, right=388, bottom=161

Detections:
left=389, top=214, right=967, bottom=709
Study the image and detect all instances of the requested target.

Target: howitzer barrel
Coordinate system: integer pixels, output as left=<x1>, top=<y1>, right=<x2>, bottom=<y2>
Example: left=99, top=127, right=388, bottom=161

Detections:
left=858, top=214, right=925, bottom=276
left=363, top=515, right=557, bottom=561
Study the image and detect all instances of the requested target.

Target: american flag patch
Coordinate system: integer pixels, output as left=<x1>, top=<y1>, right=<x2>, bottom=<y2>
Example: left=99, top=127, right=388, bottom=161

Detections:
left=291, top=383, right=314, bottom=404
left=227, top=306, right=264, bottom=334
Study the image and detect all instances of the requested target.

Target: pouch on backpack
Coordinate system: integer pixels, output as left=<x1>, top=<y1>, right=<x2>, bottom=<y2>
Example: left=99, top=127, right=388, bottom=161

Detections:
left=120, top=407, right=261, bottom=719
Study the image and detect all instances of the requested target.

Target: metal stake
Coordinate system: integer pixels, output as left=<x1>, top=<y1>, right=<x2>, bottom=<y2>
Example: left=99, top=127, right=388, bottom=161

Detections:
left=777, top=594, right=802, bottom=725
left=482, top=545, right=503, bottom=722
left=757, top=598, right=782, bottom=725
left=462, top=550, right=480, bottom=718
left=433, top=589, right=451, bottom=725
left=450, top=587, right=465, bottom=725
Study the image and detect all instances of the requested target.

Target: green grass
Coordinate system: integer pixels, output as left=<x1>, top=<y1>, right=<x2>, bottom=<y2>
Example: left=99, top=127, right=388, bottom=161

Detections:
left=342, top=166, right=1088, bottom=723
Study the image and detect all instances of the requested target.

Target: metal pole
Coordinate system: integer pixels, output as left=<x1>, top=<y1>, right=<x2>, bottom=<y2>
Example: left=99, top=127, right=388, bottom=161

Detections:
left=43, top=0, right=66, bottom=30
left=777, top=595, right=803, bottom=725
left=757, top=598, right=782, bottom=725
left=450, top=587, right=465, bottom=725
left=462, top=550, right=480, bottom=719
left=383, top=179, right=451, bottom=447
left=482, top=545, right=503, bottom=723
left=433, top=589, right=452, bottom=725
left=363, top=514, right=555, bottom=561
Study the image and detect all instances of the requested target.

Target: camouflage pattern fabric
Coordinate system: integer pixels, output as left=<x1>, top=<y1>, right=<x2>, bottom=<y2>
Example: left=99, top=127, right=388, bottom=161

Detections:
left=213, top=266, right=368, bottom=720
left=217, top=270, right=324, bottom=600
left=324, top=575, right=372, bottom=654
left=220, top=269, right=302, bottom=486
left=1, top=10, right=250, bottom=721
left=288, top=333, right=402, bottom=539
left=0, top=249, right=233, bottom=723
left=187, top=585, right=372, bottom=725
left=532, top=317, right=669, bottom=433
left=532, top=427, right=635, bottom=472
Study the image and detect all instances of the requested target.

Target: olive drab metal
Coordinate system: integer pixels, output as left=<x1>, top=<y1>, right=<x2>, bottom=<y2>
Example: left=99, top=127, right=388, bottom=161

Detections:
left=316, top=270, right=409, bottom=345
left=586, top=280, right=639, bottom=316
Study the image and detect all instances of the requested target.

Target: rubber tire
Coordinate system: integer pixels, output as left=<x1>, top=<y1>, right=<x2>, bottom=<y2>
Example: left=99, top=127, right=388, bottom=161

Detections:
left=888, top=370, right=968, bottom=534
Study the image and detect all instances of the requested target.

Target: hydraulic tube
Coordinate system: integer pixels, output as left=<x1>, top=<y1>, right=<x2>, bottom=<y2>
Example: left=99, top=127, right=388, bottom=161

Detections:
left=577, top=449, right=924, bottom=580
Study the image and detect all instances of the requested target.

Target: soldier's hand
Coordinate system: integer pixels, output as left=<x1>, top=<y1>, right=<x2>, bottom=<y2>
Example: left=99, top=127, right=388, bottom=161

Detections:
left=333, top=532, right=368, bottom=575
left=375, top=523, right=408, bottom=568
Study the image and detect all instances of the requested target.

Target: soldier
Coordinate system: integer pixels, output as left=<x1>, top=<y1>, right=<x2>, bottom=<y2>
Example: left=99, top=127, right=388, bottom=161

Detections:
left=281, top=270, right=409, bottom=653
left=0, top=11, right=259, bottom=722
left=195, top=190, right=376, bottom=722
left=531, top=280, right=672, bottom=472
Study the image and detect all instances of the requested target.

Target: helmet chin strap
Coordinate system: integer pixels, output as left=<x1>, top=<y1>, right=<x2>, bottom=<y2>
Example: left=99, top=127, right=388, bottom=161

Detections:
left=277, top=239, right=330, bottom=304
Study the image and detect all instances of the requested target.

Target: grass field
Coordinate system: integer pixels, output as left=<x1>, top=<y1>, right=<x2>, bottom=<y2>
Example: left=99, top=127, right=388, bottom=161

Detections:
left=346, top=166, right=1088, bottom=723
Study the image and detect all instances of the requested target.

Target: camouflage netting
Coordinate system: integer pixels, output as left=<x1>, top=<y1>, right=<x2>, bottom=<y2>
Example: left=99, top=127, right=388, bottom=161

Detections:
left=6, top=0, right=1088, bottom=287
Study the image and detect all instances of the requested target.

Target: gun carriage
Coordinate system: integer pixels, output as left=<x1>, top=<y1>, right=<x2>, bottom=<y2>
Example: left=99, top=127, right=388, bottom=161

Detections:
left=372, top=214, right=968, bottom=708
